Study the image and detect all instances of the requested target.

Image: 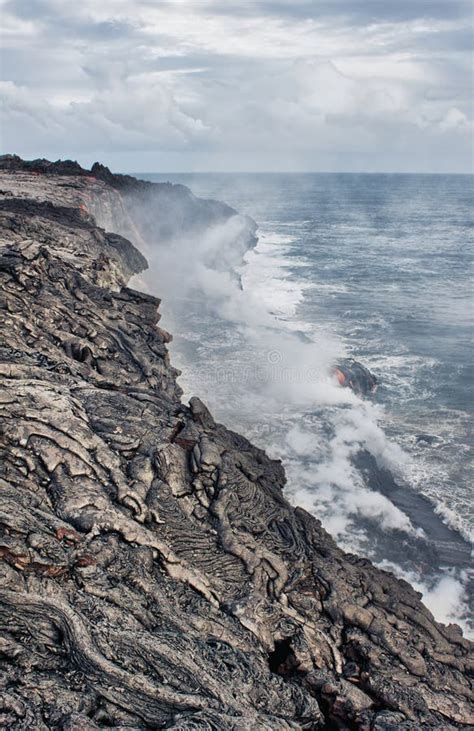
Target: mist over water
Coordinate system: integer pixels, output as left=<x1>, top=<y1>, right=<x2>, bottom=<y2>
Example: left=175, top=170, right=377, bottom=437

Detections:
left=134, top=172, right=473, bottom=633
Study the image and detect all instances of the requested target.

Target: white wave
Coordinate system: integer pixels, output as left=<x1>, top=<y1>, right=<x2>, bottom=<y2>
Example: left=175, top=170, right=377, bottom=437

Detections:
left=257, top=231, right=297, bottom=246
left=242, top=255, right=310, bottom=318
left=242, top=229, right=312, bottom=319
left=433, top=501, right=474, bottom=544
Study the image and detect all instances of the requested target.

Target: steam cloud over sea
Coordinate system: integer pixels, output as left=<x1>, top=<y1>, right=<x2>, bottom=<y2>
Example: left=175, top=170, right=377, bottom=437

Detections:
left=132, top=172, right=473, bottom=634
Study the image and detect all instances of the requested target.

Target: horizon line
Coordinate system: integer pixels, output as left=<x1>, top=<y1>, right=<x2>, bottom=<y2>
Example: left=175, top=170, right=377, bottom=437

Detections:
left=129, top=170, right=474, bottom=176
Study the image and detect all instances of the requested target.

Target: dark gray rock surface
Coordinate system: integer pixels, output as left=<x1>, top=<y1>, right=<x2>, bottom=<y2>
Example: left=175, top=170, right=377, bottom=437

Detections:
left=0, top=159, right=472, bottom=729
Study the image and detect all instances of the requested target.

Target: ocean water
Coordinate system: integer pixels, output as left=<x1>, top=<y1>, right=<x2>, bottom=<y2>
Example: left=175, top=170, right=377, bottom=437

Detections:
left=137, top=172, right=473, bottom=631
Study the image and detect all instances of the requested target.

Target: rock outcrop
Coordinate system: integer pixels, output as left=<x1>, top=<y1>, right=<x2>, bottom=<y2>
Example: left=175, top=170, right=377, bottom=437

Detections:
left=333, top=360, right=378, bottom=396
left=0, top=158, right=472, bottom=730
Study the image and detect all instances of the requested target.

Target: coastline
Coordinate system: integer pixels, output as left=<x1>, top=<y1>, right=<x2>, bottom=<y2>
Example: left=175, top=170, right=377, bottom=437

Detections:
left=0, top=156, right=472, bottom=729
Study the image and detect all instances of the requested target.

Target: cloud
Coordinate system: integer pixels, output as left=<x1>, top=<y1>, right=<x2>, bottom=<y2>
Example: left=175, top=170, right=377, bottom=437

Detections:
left=0, top=0, right=472, bottom=171
left=0, top=75, right=209, bottom=155
left=207, top=0, right=472, bottom=24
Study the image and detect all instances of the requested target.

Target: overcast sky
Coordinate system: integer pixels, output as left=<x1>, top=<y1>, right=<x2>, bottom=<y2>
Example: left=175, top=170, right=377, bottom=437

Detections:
left=1, top=0, right=472, bottom=172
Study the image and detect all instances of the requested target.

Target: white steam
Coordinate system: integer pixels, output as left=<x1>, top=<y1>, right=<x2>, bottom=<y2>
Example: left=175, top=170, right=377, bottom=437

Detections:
left=125, top=193, right=471, bottom=635
left=132, top=211, right=415, bottom=544
left=378, top=562, right=473, bottom=639
left=284, top=416, right=417, bottom=544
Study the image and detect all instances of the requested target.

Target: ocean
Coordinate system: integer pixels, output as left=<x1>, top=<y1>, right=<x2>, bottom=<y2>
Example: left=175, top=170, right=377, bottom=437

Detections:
left=137, top=172, right=473, bottom=632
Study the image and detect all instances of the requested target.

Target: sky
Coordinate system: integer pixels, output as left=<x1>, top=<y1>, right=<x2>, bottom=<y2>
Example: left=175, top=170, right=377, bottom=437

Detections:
left=0, top=0, right=473, bottom=172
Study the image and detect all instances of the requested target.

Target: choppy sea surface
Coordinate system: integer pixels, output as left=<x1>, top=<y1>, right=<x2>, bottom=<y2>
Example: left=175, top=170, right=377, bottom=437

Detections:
left=138, top=172, right=473, bottom=631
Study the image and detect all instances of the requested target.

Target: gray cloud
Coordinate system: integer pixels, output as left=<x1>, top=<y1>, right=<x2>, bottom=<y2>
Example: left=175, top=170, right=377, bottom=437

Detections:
left=4, top=0, right=52, bottom=19
left=0, top=0, right=472, bottom=171
left=203, top=0, right=473, bottom=23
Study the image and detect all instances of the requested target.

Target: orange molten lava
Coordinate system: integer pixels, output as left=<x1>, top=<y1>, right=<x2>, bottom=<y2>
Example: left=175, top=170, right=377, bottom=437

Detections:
left=334, top=368, right=346, bottom=386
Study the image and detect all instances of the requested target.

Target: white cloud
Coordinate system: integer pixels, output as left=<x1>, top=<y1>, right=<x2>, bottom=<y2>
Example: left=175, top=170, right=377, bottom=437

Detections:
left=0, top=75, right=209, bottom=154
left=0, top=0, right=472, bottom=171
left=439, top=107, right=471, bottom=131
